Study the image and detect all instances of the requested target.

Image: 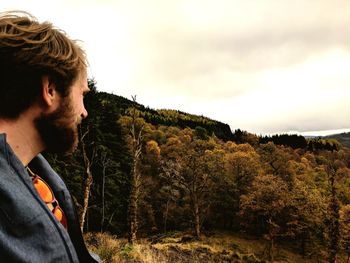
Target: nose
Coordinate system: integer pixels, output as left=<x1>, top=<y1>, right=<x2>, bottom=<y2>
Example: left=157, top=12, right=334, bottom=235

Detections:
left=81, top=106, right=88, bottom=119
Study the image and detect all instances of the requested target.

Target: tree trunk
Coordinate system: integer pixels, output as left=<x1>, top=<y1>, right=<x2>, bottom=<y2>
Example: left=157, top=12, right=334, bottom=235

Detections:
left=300, top=230, right=309, bottom=257
left=127, top=95, right=144, bottom=245
left=193, top=194, right=201, bottom=239
left=266, top=218, right=277, bottom=263
left=164, top=198, right=170, bottom=233
left=128, top=190, right=138, bottom=244
left=80, top=160, right=93, bottom=232
left=101, top=157, right=106, bottom=232
left=128, top=158, right=140, bottom=244
left=269, top=237, right=274, bottom=263
left=79, top=129, right=95, bottom=233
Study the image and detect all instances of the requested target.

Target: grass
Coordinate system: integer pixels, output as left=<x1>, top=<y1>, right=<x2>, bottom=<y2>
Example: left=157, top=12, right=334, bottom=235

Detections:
left=84, top=232, right=168, bottom=263
left=84, top=231, right=325, bottom=263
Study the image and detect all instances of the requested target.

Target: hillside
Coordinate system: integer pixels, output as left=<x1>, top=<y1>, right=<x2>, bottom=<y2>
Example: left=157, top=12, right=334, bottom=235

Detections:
left=97, top=91, right=348, bottom=150
left=97, top=92, right=234, bottom=141
left=325, top=132, right=350, bottom=148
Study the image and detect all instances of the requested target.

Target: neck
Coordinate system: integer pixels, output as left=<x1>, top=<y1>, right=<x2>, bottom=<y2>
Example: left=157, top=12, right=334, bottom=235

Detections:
left=0, top=112, right=44, bottom=166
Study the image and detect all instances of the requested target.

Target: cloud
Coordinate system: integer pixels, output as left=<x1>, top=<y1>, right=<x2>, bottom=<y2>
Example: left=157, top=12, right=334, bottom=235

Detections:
left=112, top=0, right=350, bottom=105
left=2, top=0, right=350, bottom=134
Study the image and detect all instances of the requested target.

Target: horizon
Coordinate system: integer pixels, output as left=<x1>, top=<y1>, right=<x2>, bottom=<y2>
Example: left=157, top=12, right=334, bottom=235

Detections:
left=270, top=128, right=350, bottom=137
left=106, top=91, right=350, bottom=137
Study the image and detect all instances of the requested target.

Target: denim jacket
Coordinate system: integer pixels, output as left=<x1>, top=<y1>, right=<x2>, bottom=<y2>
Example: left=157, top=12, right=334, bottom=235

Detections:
left=0, top=134, right=100, bottom=263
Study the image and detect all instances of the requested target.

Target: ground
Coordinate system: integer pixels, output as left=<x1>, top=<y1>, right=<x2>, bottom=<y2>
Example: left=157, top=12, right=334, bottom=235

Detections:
left=84, top=231, right=325, bottom=263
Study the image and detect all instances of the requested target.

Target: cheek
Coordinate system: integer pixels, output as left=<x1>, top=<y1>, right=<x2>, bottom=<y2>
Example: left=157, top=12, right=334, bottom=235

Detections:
left=66, top=101, right=79, bottom=122
left=71, top=96, right=82, bottom=114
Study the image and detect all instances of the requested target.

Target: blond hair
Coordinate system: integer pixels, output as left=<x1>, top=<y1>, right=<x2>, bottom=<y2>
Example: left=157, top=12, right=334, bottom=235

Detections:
left=0, top=11, right=87, bottom=118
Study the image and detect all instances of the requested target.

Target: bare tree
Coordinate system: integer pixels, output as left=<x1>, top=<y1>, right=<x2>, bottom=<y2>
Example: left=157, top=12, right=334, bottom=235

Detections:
left=124, top=95, right=144, bottom=244
left=79, top=127, right=96, bottom=232
left=100, top=151, right=108, bottom=232
left=99, top=149, right=117, bottom=232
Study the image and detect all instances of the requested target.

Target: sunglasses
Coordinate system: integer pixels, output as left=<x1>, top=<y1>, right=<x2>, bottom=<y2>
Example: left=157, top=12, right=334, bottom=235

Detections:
left=27, top=168, right=68, bottom=230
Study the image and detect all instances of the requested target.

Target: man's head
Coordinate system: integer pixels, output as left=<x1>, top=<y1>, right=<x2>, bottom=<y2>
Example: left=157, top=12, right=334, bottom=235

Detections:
left=35, top=72, right=89, bottom=154
left=0, top=11, right=87, bottom=118
left=0, top=11, right=89, bottom=154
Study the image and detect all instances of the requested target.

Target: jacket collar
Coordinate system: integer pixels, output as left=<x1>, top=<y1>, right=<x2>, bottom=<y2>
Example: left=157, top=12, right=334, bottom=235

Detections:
left=0, top=133, right=32, bottom=184
left=0, top=133, right=10, bottom=164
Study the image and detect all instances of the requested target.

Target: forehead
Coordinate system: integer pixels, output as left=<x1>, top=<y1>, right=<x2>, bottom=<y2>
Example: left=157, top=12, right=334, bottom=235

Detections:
left=73, top=70, right=89, bottom=90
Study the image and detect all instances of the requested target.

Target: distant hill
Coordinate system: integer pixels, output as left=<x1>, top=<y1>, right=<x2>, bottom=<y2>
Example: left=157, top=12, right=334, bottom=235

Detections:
left=325, top=132, right=350, bottom=148
left=93, top=91, right=348, bottom=148
left=97, top=92, right=235, bottom=141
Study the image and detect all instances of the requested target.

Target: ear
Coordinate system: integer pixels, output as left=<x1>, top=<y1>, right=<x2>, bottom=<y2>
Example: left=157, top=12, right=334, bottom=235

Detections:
left=41, top=76, right=58, bottom=108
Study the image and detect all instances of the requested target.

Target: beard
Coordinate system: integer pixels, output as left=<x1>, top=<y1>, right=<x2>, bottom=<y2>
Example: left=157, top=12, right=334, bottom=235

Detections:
left=35, top=98, right=80, bottom=155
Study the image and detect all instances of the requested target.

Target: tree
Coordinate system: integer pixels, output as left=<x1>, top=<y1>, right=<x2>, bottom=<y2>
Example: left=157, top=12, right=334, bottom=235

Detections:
left=79, top=127, right=96, bottom=232
left=119, top=96, right=145, bottom=244
left=160, top=138, right=217, bottom=238
left=194, top=126, right=209, bottom=140
left=137, top=139, right=161, bottom=233
left=340, top=205, right=350, bottom=263
left=314, top=150, right=350, bottom=262
left=259, top=142, right=295, bottom=185
left=77, top=79, right=100, bottom=232
left=288, top=178, right=327, bottom=257
left=158, top=159, right=182, bottom=232
left=240, top=174, right=291, bottom=262
left=224, top=144, right=261, bottom=210
left=325, top=162, right=341, bottom=263
left=98, top=147, right=118, bottom=232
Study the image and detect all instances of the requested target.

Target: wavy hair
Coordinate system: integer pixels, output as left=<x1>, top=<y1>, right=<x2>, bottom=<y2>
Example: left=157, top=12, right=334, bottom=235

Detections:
left=0, top=11, right=87, bottom=119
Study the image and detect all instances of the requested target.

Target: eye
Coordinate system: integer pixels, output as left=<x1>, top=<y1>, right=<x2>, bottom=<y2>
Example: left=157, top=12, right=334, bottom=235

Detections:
left=82, top=88, right=90, bottom=97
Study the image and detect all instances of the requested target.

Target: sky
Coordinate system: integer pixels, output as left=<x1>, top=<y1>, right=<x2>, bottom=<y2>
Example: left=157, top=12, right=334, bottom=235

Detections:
left=2, top=0, right=350, bottom=136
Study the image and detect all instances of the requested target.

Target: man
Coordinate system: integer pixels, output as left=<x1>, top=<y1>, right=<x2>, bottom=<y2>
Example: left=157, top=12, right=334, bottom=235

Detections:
left=0, top=11, right=100, bottom=262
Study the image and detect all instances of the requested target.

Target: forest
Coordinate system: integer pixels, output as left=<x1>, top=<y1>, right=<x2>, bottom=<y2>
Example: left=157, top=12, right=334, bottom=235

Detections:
left=45, top=81, right=350, bottom=262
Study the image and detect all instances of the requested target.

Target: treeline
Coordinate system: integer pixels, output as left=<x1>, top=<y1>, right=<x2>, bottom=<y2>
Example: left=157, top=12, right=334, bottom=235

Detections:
left=45, top=84, right=350, bottom=262
left=325, top=132, right=350, bottom=148
left=97, top=91, right=234, bottom=142
left=246, top=131, right=341, bottom=151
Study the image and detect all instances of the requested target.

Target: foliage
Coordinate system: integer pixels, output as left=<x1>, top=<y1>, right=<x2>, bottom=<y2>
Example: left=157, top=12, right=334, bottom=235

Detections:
left=47, top=86, right=350, bottom=261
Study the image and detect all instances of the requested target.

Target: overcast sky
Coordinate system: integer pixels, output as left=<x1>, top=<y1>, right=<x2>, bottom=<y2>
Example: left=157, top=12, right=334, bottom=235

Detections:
left=2, top=0, right=350, bottom=135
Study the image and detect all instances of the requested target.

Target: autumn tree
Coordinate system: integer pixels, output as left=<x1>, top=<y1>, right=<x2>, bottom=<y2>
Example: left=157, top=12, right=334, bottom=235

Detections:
left=137, top=139, right=161, bottom=233
left=324, top=156, right=341, bottom=263
left=160, top=135, right=217, bottom=238
left=288, top=178, right=327, bottom=256
left=224, top=143, right=261, bottom=211
left=240, top=174, right=292, bottom=262
left=259, top=142, right=296, bottom=185
left=340, top=205, right=350, bottom=262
